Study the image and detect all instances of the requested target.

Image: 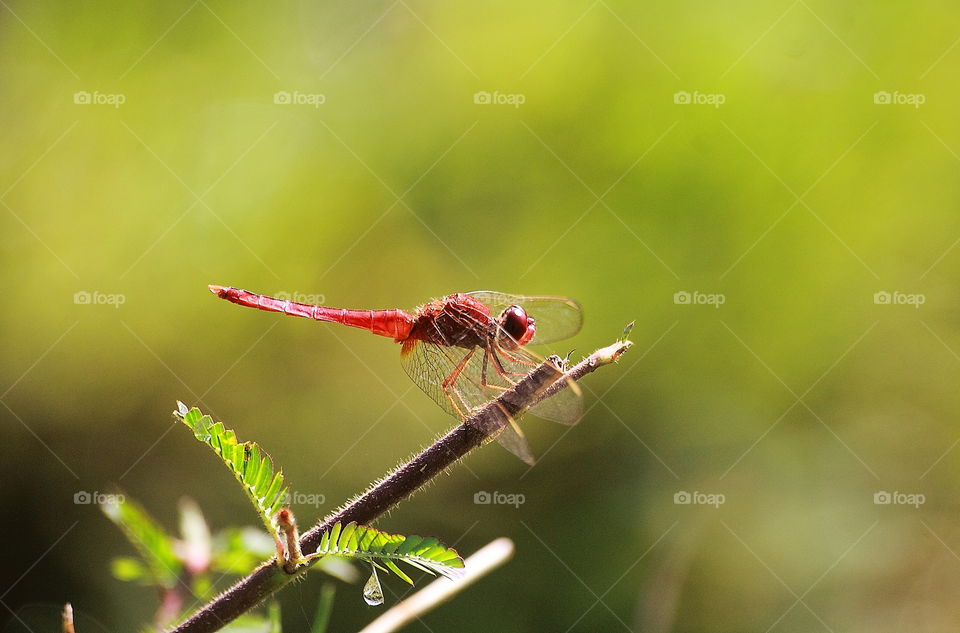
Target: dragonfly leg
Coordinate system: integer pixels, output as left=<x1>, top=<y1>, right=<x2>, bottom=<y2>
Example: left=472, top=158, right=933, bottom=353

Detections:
left=491, top=346, right=534, bottom=380
left=497, top=346, right=537, bottom=369
left=479, top=346, right=510, bottom=392
left=445, top=389, right=472, bottom=419
left=479, top=347, right=490, bottom=385
left=488, top=347, right=522, bottom=386
left=442, top=348, right=476, bottom=418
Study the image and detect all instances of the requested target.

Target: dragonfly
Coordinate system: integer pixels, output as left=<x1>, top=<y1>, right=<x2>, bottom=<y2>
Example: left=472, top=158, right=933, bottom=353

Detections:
left=207, top=286, right=584, bottom=463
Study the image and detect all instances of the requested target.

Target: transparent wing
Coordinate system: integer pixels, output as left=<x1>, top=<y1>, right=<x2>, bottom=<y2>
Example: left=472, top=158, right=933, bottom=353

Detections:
left=400, top=337, right=538, bottom=463
left=399, top=338, right=466, bottom=420
left=503, top=344, right=584, bottom=426
left=467, top=291, right=583, bottom=345
left=400, top=338, right=519, bottom=419
left=400, top=335, right=583, bottom=426
left=496, top=419, right=537, bottom=465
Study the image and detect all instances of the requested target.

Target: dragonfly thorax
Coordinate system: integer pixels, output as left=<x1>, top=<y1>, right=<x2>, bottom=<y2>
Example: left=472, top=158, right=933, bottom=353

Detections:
left=409, top=293, right=500, bottom=350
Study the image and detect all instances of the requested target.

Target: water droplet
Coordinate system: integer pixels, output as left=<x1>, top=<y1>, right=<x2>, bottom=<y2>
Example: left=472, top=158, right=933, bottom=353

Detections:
left=362, top=567, right=383, bottom=606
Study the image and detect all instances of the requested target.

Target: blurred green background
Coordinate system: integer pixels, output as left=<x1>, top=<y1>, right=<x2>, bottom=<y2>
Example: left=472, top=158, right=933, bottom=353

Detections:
left=4, top=1, right=960, bottom=631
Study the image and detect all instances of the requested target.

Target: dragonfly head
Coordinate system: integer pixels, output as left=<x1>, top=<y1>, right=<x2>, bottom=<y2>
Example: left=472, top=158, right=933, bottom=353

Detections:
left=497, top=305, right=536, bottom=350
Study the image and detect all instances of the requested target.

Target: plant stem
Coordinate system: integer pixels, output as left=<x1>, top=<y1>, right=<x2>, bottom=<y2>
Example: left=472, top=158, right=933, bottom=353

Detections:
left=168, top=339, right=631, bottom=633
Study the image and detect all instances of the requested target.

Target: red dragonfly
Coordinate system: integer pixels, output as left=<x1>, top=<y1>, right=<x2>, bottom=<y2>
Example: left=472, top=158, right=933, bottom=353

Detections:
left=208, top=286, right=584, bottom=463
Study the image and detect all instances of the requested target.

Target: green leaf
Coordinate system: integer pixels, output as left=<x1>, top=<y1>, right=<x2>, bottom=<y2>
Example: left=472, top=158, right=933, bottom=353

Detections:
left=110, top=556, right=148, bottom=583
left=220, top=612, right=278, bottom=633
left=211, top=527, right=277, bottom=575
left=305, top=522, right=464, bottom=597
left=382, top=559, right=412, bottom=584
left=175, top=403, right=289, bottom=535
left=310, top=584, right=336, bottom=633
left=101, top=495, right=182, bottom=589
left=267, top=601, right=281, bottom=633
left=210, top=527, right=277, bottom=575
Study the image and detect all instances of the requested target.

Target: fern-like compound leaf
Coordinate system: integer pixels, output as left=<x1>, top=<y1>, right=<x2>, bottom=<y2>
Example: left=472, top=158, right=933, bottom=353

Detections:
left=175, top=402, right=289, bottom=535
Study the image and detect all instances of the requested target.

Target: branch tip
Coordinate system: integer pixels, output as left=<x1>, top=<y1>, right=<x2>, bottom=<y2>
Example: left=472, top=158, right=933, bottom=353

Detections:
left=62, top=603, right=75, bottom=633
left=596, top=339, right=632, bottom=364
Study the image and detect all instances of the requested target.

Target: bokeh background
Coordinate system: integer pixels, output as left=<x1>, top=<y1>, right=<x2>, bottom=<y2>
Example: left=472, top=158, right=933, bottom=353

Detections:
left=3, top=1, right=960, bottom=631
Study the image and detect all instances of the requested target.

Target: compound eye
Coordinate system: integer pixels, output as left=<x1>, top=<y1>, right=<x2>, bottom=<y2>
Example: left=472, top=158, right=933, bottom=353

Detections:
left=500, top=305, right=536, bottom=348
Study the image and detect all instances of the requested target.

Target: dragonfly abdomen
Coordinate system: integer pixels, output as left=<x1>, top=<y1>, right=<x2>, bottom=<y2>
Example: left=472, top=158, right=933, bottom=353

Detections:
left=336, top=308, right=414, bottom=340
left=208, top=286, right=415, bottom=340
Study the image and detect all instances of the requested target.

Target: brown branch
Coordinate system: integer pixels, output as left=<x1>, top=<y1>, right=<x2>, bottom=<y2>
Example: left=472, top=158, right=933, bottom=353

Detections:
left=169, top=338, right=632, bottom=633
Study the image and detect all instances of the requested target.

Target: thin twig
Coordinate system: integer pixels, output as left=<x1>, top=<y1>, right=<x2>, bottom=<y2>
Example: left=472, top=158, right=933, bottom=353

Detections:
left=63, top=603, right=75, bottom=633
left=169, top=338, right=631, bottom=633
